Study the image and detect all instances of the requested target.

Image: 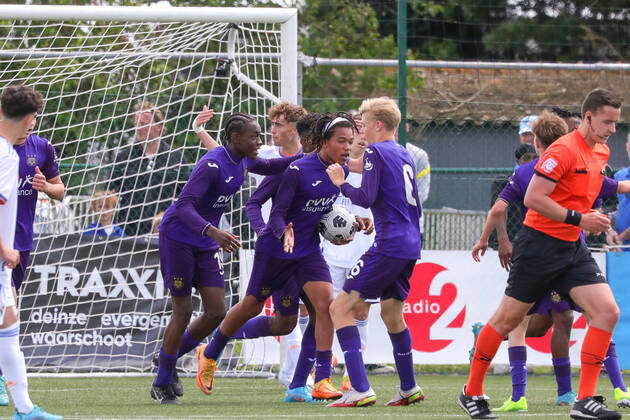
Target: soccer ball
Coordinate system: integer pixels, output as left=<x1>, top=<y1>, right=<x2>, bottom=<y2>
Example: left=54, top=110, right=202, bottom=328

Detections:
left=319, top=205, right=356, bottom=243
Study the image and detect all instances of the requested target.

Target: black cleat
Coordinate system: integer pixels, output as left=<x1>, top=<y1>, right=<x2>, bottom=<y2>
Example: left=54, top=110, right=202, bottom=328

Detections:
left=152, top=352, right=184, bottom=397
left=570, top=396, right=621, bottom=420
left=150, top=384, right=182, bottom=405
left=458, top=386, right=498, bottom=419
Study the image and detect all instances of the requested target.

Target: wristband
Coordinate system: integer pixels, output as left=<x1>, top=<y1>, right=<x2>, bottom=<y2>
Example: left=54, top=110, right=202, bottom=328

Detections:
left=193, top=123, right=205, bottom=133
left=201, top=222, right=214, bottom=237
left=564, top=209, right=582, bottom=227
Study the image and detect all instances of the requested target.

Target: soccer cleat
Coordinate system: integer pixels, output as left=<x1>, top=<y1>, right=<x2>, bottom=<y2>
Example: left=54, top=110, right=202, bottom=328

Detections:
left=312, top=377, right=343, bottom=400
left=327, top=387, right=376, bottom=407
left=570, top=395, right=620, bottom=420
left=195, top=344, right=217, bottom=395
left=152, top=352, right=184, bottom=397
left=557, top=391, right=577, bottom=406
left=150, top=384, right=181, bottom=405
left=469, top=322, right=484, bottom=362
left=0, top=376, right=9, bottom=406
left=614, top=388, right=630, bottom=408
left=494, top=396, right=528, bottom=412
left=12, top=405, right=63, bottom=420
left=342, top=375, right=351, bottom=392
left=284, top=386, right=316, bottom=403
left=458, top=386, right=497, bottom=419
left=366, top=364, right=396, bottom=375
left=385, top=385, right=425, bottom=406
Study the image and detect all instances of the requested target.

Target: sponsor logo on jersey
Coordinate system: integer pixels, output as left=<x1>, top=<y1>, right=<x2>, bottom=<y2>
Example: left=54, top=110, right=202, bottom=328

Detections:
left=213, top=194, right=234, bottom=208
left=540, top=157, right=558, bottom=174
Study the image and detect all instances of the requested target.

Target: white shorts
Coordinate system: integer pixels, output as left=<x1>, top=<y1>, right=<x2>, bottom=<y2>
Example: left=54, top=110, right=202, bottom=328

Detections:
left=0, top=268, right=15, bottom=322
left=328, top=264, right=379, bottom=303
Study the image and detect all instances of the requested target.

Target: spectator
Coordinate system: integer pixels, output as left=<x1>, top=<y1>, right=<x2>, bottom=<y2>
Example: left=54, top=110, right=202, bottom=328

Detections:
left=608, top=133, right=630, bottom=250
left=518, top=115, right=537, bottom=144
left=109, top=101, right=189, bottom=236
left=84, top=190, right=124, bottom=237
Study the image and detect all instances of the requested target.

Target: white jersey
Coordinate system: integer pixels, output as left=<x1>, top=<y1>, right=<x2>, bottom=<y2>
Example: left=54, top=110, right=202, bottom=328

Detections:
left=0, top=136, right=19, bottom=293
left=249, top=145, right=281, bottom=224
left=321, top=172, right=375, bottom=269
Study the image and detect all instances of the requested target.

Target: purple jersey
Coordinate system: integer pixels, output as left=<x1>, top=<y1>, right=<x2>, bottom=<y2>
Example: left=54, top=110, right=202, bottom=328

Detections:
left=259, top=153, right=348, bottom=259
left=245, top=174, right=282, bottom=236
left=340, top=140, right=422, bottom=260
left=14, top=134, right=60, bottom=251
left=499, top=157, right=618, bottom=219
left=160, top=146, right=299, bottom=249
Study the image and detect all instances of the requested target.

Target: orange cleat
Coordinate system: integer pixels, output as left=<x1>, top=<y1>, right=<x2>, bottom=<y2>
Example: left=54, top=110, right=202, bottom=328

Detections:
left=195, top=344, right=217, bottom=395
left=312, top=377, right=343, bottom=400
left=342, top=375, right=352, bottom=392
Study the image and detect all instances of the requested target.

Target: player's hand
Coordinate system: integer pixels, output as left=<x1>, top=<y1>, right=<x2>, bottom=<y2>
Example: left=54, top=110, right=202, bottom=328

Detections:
left=207, top=226, right=241, bottom=253
left=282, top=222, right=294, bottom=253
left=606, top=229, right=622, bottom=252
left=355, top=216, right=374, bottom=234
left=193, top=105, right=214, bottom=130
left=326, top=163, right=345, bottom=187
left=498, top=239, right=513, bottom=271
left=0, top=245, right=19, bottom=269
left=579, top=210, right=611, bottom=235
left=471, top=239, right=488, bottom=262
left=32, top=166, right=49, bottom=193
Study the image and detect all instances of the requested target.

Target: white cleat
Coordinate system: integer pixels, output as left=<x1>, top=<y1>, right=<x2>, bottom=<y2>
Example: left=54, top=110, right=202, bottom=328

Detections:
left=385, top=385, right=425, bottom=406
left=327, top=387, right=376, bottom=407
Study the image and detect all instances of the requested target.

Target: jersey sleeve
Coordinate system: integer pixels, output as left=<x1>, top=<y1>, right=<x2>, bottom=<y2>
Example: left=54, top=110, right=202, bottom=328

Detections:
left=534, top=143, right=572, bottom=182
left=247, top=153, right=302, bottom=176
left=173, top=160, right=219, bottom=236
left=340, top=149, right=381, bottom=208
left=498, top=168, right=524, bottom=204
left=597, top=176, right=618, bottom=201
left=268, top=165, right=301, bottom=239
left=41, top=140, right=61, bottom=179
left=245, top=175, right=281, bottom=235
left=0, top=154, right=18, bottom=205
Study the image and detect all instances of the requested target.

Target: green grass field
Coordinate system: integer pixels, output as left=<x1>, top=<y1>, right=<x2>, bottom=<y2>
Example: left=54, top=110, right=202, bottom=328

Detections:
left=3, top=372, right=625, bottom=419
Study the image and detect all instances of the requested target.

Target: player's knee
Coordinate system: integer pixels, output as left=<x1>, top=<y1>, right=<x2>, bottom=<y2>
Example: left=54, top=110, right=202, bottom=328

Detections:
left=597, top=305, right=620, bottom=328
left=380, top=309, right=404, bottom=331
left=273, top=316, right=297, bottom=335
left=201, top=309, right=226, bottom=326
left=353, top=305, right=369, bottom=321
left=171, top=307, right=193, bottom=324
left=552, top=311, right=574, bottom=333
left=313, top=298, right=332, bottom=317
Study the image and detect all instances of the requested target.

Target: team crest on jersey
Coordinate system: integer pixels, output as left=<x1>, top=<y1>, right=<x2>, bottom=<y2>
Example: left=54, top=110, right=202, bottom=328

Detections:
left=281, top=296, right=292, bottom=307
left=550, top=290, right=561, bottom=303
left=27, top=155, right=37, bottom=166
left=172, top=277, right=184, bottom=289
left=540, top=157, right=558, bottom=174
left=364, top=159, right=373, bottom=171
left=260, top=287, right=271, bottom=296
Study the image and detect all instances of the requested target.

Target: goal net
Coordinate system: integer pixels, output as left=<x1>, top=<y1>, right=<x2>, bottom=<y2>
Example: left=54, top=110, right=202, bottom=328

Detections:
left=2, top=4, right=297, bottom=376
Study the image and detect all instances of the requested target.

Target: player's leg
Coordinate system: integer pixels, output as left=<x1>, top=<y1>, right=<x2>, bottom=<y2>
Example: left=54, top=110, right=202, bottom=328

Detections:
left=495, top=316, right=529, bottom=412
left=549, top=307, right=576, bottom=406
left=0, top=275, right=60, bottom=419
left=602, top=341, right=630, bottom=408
left=285, top=296, right=319, bottom=403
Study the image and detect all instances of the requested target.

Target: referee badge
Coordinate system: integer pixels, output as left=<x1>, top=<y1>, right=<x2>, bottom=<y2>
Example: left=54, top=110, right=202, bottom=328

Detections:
left=27, top=155, right=37, bottom=166
left=541, top=157, right=558, bottom=174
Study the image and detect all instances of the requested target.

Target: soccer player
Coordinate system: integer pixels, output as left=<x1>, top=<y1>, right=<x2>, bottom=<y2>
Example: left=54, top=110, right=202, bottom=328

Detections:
left=326, top=97, right=424, bottom=407
left=197, top=112, right=368, bottom=401
left=0, top=85, right=61, bottom=420
left=459, top=88, right=623, bottom=420
left=150, top=113, right=301, bottom=404
left=322, top=114, right=376, bottom=392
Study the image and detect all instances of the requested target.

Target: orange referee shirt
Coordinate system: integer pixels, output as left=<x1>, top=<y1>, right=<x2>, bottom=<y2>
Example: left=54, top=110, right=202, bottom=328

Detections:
left=524, top=130, right=609, bottom=241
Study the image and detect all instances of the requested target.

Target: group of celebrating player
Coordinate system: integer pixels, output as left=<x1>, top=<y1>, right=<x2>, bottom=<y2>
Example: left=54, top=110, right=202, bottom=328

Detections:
left=0, top=82, right=626, bottom=420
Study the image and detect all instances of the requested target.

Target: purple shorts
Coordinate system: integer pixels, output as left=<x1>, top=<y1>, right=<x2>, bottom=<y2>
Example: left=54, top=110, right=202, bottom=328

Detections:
left=527, top=290, right=582, bottom=315
left=159, top=233, right=224, bottom=297
left=271, top=280, right=301, bottom=317
left=246, top=248, right=331, bottom=307
left=343, top=248, right=416, bottom=301
left=11, top=250, right=30, bottom=290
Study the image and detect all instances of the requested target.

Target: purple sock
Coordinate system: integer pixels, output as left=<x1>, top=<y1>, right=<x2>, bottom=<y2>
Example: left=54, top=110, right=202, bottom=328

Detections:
left=605, top=341, right=626, bottom=391
left=153, top=349, right=177, bottom=387
left=552, top=357, right=572, bottom=396
left=337, top=326, right=370, bottom=392
left=176, top=329, right=202, bottom=358
left=231, top=316, right=272, bottom=339
left=389, top=328, right=416, bottom=391
left=315, top=350, right=332, bottom=383
left=204, top=329, right=229, bottom=360
left=289, top=323, right=316, bottom=389
left=508, top=346, right=527, bottom=401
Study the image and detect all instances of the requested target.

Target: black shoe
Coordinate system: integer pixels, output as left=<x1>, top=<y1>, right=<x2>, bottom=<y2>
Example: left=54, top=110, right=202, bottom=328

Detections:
left=150, top=384, right=182, bottom=405
left=152, top=352, right=184, bottom=397
left=458, top=386, right=497, bottom=419
left=570, top=396, right=621, bottom=419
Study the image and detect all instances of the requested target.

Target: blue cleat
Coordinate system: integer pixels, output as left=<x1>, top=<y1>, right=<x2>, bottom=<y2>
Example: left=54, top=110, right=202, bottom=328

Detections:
left=0, top=376, right=9, bottom=406
left=284, top=386, right=317, bottom=403
left=556, top=390, right=577, bottom=406
left=469, top=322, right=484, bottom=362
left=13, top=405, right=63, bottom=420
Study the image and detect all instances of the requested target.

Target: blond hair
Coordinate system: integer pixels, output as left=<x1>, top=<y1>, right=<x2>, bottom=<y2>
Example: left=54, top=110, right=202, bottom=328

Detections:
left=133, top=101, right=164, bottom=124
left=531, top=110, right=568, bottom=148
left=91, top=190, right=119, bottom=212
left=358, top=97, right=401, bottom=131
left=268, top=102, right=307, bottom=124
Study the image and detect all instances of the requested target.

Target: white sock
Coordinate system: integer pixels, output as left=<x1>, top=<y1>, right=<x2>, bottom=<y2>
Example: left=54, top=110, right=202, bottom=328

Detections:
left=298, top=315, right=309, bottom=335
left=0, top=322, right=33, bottom=414
left=355, top=318, right=369, bottom=351
left=278, top=325, right=302, bottom=386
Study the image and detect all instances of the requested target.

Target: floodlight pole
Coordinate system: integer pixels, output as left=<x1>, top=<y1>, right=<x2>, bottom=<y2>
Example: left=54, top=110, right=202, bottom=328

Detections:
left=397, top=0, right=407, bottom=146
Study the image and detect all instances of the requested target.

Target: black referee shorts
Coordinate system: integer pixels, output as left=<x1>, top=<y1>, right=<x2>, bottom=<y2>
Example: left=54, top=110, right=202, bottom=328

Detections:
left=505, top=226, right=606, bottom=304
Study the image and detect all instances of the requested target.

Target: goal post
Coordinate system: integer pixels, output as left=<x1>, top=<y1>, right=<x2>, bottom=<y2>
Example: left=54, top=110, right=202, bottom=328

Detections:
left=1, top=4, right=297, bottom=376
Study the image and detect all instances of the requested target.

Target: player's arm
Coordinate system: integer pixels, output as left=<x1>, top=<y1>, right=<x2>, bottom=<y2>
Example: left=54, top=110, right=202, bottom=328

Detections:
left=267, top=166, right=300, bottom=253
left=247, top=154, right=302, bottom=176
left=328, top=154, right=380, bottom=209
left=616, top=180, right=630, bottom=194
left=174, top=161, right=240, bottom=252
left=193, top=106, right=220, bottom=151
left=472, top=199, right=508, bottom=260
left=35, top=140, right=65, bottom=200
left=245, top=175, right=280, bottom=235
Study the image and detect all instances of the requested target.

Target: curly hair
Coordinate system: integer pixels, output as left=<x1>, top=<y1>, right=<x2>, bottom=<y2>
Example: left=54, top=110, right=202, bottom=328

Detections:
left=311, top=112, right=358, bottom=151
left=268, top=102, right=307, bottom=124
left=1, top=85, right=44, bottom=120
left=531, top=110, right=568, bottom=148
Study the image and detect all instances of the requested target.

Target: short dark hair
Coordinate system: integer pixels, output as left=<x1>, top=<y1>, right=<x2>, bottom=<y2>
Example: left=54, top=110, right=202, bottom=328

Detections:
left=581, top=88, right=623, bottom=116
left=223, top=112, right=256, bottom=143
left=1, top=85, right=43, bottom=120
left=311, top=112, right=358, bottom=151
left=296, top=113, right=322, bottom=138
